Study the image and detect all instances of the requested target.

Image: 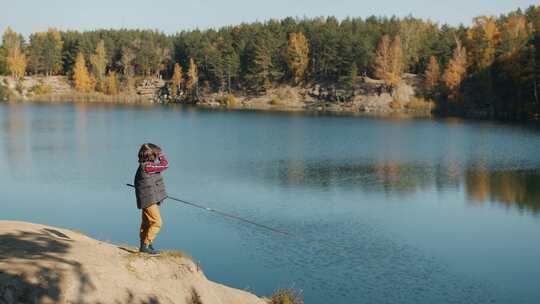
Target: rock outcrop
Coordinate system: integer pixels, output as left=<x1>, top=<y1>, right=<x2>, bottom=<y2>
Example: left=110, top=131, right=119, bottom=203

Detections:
left=0, top=221, right=265, bottom=304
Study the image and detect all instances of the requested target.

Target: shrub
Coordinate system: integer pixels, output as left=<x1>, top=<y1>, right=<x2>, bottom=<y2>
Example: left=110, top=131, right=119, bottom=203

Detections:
left=406, top=96, right=434, bottom=112
left=29, top=83, right=53, bottom=96
left=0, top=83, right=14, bottom=101
left=269, top=95, right=281, bottom=105
left=270, top=289, right=303, bottom=304
left=15, top=81, right=24, bottom=94
left=389, top=99, right=403, bottom=110
left=219, top=94, right=238, bottom=107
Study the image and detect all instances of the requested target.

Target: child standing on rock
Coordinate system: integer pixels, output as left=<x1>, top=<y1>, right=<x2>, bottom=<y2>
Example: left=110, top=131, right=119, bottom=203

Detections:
left=134, top=143, right=168, bottom=255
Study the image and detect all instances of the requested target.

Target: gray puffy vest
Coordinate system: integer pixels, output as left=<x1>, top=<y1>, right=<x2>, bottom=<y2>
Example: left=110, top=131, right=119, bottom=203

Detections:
left=134, top=165, right=167, bottom=209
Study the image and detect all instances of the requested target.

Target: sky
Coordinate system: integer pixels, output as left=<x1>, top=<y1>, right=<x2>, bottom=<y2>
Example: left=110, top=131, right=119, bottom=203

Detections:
left=0, top=0, right=538, bottom=37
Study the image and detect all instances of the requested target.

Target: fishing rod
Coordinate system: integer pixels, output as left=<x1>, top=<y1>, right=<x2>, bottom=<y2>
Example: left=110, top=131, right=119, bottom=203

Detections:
left=126, top=184, right=294, bottom=237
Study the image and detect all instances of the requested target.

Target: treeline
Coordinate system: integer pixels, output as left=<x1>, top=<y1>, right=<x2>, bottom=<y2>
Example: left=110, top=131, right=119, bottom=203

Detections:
left=1, top=5, right=540, bottom=118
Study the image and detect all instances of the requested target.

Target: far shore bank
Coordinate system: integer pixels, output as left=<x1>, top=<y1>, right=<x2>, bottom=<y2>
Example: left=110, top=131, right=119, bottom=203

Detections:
left=1, top=74, right=435, bottom=118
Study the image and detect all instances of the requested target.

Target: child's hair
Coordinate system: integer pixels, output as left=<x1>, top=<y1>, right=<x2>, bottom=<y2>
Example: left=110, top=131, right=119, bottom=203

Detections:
left=138, top=143, right=161, bottom=163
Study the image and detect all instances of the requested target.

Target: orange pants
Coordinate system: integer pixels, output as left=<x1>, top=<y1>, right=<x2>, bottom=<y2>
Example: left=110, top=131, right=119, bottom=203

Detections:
left=140, top=204, right=162, bottom=245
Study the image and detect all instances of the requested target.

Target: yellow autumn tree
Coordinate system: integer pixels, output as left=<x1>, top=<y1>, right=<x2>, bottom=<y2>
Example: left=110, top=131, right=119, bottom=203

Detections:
left=286, top=32, right=309, bottom=85
left=466, top=16, right=500, bottom=72
left=374, top=35, right=403, bottom=87
left=7, top=46, right=27, bottom=80
left=500, top=15, right=533, bottom=54
left=442, top=38, right=467, bottom=101
left=186, top=58, right=198, bottom=93
left=389, top=35, right=403, bottom=86
left=423, top=56, right=441, bottom=93
left=73, top=52, right=93, bottom=92
left=171, top=63, right=183, bottom=96
left=105, top=71, right=119, bottom=95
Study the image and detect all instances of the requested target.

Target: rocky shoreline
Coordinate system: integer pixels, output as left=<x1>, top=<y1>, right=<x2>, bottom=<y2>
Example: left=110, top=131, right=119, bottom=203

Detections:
left=1, top=74, right=434, bottom=117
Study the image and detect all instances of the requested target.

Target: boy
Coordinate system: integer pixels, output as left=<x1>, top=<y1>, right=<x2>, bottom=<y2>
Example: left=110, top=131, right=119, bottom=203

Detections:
left=134, top=143, right=168, bottom=255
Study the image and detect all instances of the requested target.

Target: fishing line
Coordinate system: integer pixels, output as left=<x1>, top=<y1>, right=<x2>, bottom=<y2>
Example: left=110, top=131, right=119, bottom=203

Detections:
left=126, top=183, right=359, bottom=268
left=126, top=183, right=295, bottom=237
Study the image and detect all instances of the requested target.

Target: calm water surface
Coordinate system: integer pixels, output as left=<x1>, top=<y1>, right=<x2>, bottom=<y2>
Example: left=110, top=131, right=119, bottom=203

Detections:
left=1, top=102, right=539, bottom=304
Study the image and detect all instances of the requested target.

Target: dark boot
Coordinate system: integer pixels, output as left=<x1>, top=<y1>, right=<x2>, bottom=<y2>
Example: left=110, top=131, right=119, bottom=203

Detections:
left=148, top=243, right=160, bottom=254
left=139, top=242, right=159, bottom=256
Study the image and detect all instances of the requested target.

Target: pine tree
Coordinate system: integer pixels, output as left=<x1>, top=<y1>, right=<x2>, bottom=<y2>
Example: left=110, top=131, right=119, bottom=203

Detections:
left=286, top=32, right=310, bottom=85
left=121, top=46, right=136, bottom=93
left=73, top=52, right=93, bottom=92
left=27, top=28, right=63, bottom=75
left=6, top=46, right=26, bottom=80
left=90, top=40, right=107, bottom=92
left=245, top=31, right=279, bottom=93
left=424, top=56, right=441, bottom=94
left=442, top=38, right=467, bottom=101
left=106, top=71, right=119, bottom=95
left=171, top=62, right=183, bottom=96
left=347, top=63, right=358, bottom=94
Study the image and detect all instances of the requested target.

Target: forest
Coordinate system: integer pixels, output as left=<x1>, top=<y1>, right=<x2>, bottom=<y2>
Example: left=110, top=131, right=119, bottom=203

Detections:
left=1, top=5, right=539, bottom=119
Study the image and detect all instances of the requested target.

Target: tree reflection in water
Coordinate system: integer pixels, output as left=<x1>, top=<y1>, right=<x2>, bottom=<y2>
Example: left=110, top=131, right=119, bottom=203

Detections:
left=245, top=158, right=540, bottom=214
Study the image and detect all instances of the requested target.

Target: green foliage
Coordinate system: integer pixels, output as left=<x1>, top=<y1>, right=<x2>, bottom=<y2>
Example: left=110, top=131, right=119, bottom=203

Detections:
left=28, top=29, right=63, bottom=75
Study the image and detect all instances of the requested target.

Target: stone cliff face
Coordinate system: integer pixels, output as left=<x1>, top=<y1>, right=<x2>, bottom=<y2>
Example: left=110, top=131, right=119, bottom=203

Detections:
left=0, top=221, right=266, bottom=304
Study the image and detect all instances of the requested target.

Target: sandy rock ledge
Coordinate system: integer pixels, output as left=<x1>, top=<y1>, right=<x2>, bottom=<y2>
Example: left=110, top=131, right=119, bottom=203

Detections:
left=0, top=221, right=265, bottom=304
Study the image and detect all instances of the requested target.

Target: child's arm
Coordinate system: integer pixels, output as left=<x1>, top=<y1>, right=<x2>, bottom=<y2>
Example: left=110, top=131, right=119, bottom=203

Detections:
left=144, top=153, right=169, bottom=173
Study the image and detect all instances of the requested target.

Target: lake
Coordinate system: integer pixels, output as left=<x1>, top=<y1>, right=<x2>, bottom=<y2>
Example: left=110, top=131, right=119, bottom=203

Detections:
left=1, top=102, right=539, bottom=304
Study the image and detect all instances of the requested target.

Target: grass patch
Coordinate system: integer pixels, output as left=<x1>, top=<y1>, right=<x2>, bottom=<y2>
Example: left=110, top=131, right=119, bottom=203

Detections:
left=269, top=288, right=303, bottom=304
left=187, top=287, right=203, bottom=304
left=29, top=83, right=53, bottom=96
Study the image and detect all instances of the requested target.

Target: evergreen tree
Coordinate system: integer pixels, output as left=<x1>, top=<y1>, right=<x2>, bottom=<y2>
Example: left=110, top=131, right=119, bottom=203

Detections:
left=90, top=40, right=107, bottom=91
left=28, top=28, right=63, bottom=75
left=346, top=63, right=358, bottom=94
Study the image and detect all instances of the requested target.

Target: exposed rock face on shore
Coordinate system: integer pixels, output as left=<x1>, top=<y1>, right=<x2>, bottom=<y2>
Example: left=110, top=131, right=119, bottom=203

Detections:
left=0, top=221, right=265, bottom=304
left=1, top=74, right=431, bottom=116
left=196, top=74, right=429, bottom=115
